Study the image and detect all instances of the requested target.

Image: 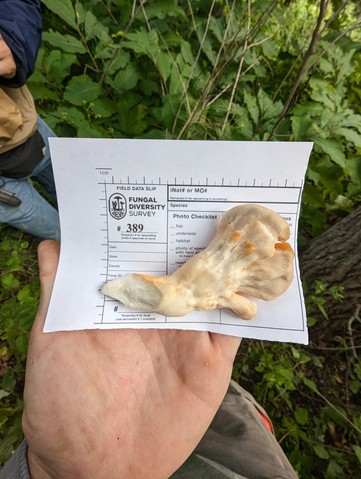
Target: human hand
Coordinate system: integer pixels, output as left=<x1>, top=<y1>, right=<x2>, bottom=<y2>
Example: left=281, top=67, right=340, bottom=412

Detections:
left=23, top=240, right=242, bottom=479
left=0, top=34, right=16, bottom=79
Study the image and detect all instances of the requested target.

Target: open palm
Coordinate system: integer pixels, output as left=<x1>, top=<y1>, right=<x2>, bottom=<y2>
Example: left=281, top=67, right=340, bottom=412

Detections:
left=23, top=241, right=241, bottom=479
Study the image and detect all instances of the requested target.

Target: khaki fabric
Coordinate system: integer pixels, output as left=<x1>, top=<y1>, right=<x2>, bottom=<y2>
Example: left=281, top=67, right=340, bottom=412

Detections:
left=0, top=89, right=23, bottom=144
left=0, top=86, right=37, bottom=152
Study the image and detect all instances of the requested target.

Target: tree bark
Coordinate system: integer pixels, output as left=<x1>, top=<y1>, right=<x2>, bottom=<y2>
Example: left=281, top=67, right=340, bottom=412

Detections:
left=299, top=205, right=361, bottom=341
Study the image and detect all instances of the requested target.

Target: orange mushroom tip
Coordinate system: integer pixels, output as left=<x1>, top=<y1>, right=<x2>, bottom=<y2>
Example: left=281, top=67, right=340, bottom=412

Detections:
left=274, top=242, right=294, bottom=253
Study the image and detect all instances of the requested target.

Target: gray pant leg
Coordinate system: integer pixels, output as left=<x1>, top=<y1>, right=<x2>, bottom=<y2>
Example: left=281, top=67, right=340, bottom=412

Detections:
left=171, top=454, right=249, bottom=479
left=0, top=440, right=30, bottom=479
left=194, top=380, right=298, bottom=479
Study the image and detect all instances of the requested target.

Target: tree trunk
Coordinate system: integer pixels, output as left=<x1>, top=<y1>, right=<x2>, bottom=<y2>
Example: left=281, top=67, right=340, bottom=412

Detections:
left=299, top=205, right=361, bottom=342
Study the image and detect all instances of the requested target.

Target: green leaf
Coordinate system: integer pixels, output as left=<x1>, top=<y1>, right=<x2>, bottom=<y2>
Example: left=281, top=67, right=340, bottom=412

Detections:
left=41, top=0, right=77, bottom=29
left=333, top=194, right=353, bottom=211
left=2, top=370, right=15, bottom=392
left=169, top=57, right=189, bottom=94
left=341, top=113, right=361, bottom=133
left=349, top=380, right=361, bottom=395
left=181, top=42, right=194, bottom=65
left=1, top=273, right=20, bottom=290
left=353, top=445, right=361, bottom=465
left=335, top=127, right=361, bottom=148
left=139, top=79, right=161, bottom=97
left=16, top=285, right=33, bottom=303
left=307, top=316, right=317, bottom=327
left=346, top=156, right=361, bottom=185
left=42, top=50, right=78, bottom=87
left=303, top=377, right=318, bottom=392
left=306, top=166, right=320, bottom=184
left=144, top=0, right=186, bottom=20
left=113, top=63, right=142, bottom=91
left=73, top=1, right=86, bottom=25
left=64, top=75, right=104, bottom=105
left=326, top=459, right=344, bottom=479
left=277, top=367, right=294, bottom=382
left=261, top=39, right=278, bottom=58
left=324, top=405, right=349, bottom=429
left=0, top=345, right=8, bottom=356
left=84, top=10, right=99, bottom=40
left=291, top=115, right=312, bottom=140
left=154, top=51, right=172, bottom=82
left=295, top=407, right=309, bottom=426
left=313, top=444, right=329, bottom=459
left=117, top=99, right=148, bottom=136
left=243, top=90, right=259, bottom=126
left=15, top=335, right=29, bottom=356
left=195, top=24, right=216, bottom=65
left=125, top=28, right=159, bottom=56
left=314, top=137, right=346, bottom=168
left=159, top=93, right=181, bottom=130
left=208, top=16, right=223, bottom=43
left=28, top=84, right=59, bottom=101
left=293, top=102, right=323, bottom=117
left=257, top=89, right=283, bottom=121
left=104, top=50, right=130, bottom=76
left=42, top=31, right=86, bottom=54
left=318, top=57, right=334, bottom=75
left=91, top=98, right=118, bottom=118
left=49, top=107, right=102, bottom=137
left=0, top=389, right=10, bottom=400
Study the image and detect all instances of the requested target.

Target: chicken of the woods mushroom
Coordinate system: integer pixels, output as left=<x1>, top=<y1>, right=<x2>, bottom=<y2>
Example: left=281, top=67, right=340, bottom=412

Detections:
left=101, top=204, right=295, bottom=320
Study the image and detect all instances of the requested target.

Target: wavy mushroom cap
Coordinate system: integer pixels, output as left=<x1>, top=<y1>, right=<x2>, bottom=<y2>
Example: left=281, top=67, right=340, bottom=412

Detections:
left=101, top=204, right=295, bottom=320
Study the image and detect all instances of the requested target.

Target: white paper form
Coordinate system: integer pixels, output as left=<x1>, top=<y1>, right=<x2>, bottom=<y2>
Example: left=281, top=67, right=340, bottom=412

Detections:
left=44, top=139, right=312, bottom=344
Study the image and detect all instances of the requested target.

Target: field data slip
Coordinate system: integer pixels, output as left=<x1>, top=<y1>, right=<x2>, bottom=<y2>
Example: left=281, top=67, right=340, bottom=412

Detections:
left=44, top=139, right=312, bottom=344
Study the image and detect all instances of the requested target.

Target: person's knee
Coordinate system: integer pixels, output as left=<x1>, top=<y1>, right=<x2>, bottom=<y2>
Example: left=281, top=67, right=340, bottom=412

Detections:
left=0, top=178, right=60, bottom=239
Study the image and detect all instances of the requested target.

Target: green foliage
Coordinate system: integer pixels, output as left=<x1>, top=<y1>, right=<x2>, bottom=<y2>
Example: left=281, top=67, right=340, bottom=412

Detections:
left=234, top=279, right=360, bottom=477
left=1, top=0, right=361, bottom=475
left=29, top=0, right=361, bottom=236
left=304, top=280, right=344, bottom=326
left=0, top=227, right=39, bottom=463
left=294, top=45, right=361, bottom=237
left=248, top=281, right=361, bottom=478
left=233, top=282, right=361, bottom=479
left=235, top=335, right=361, bottom=477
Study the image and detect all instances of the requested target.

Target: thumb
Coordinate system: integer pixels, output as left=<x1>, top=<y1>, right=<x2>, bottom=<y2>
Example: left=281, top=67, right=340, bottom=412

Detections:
left=32, top=240, right=60, bottom=332
left=212, top=333, right=242, bottom=362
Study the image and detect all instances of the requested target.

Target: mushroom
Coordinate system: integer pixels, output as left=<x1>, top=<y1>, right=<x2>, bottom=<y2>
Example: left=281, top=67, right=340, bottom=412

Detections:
left=101, top=204, right=294, bottom=320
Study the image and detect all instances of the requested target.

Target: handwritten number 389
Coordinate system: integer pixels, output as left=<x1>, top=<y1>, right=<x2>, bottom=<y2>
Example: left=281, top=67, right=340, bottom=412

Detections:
left=126, top=224, right=144, bottom=232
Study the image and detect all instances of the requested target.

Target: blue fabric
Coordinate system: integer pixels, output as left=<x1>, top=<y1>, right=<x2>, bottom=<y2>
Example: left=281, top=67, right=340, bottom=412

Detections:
left=0, top=0, right=42, bottom=87
left=0, top=116, right=60, bottom=240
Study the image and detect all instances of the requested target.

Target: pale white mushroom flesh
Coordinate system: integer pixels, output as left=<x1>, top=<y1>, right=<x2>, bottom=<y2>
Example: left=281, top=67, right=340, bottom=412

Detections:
left=101, top=204, right=295, bottom=320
